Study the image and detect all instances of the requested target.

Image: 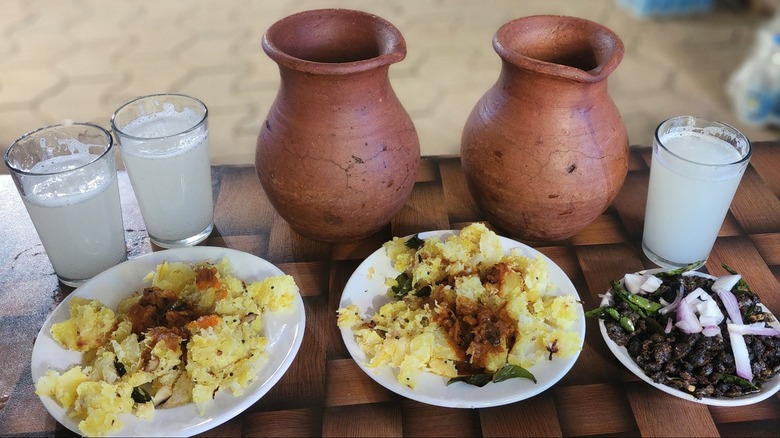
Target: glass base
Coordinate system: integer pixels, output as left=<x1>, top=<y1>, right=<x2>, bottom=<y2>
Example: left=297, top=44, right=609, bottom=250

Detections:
left=150, top=222, right=213, bottom=248
left=642, top=240, right=706, bottom=271
left=57, top=276, right=88, bottom=288
left=55, top=252, right=128, bottom=288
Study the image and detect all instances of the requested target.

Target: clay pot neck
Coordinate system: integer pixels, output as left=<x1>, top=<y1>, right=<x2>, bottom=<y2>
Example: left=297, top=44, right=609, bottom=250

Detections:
left=493, top=15, right=624, bottom=84
left=262, top=8, right=406, bottom=76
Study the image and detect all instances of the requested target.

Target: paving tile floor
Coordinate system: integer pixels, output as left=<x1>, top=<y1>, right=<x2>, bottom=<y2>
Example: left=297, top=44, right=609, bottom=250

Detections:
left=0, top=0, right=778, bottom=173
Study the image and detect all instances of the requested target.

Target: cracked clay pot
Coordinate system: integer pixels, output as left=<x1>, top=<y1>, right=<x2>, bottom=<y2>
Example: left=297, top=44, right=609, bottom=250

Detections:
left=461, top=15, right=629, bottom=241
left=256, top=9, right=420, bottom=242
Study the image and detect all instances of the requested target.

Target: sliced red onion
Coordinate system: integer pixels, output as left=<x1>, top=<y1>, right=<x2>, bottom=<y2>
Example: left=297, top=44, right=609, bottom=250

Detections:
left=699, top=315, right=724, bottom=327
left=659, top=282, right=684, bottom=315
left=712, top=274, right=741, bottom=293
left=728, top=330, right=753, bottom=381
left=696, top=298, right=724, bottom=327
left=728, top=322, right=780, bottom=337
left=715, top=288, right=743, bottom=325
left=683, top=287, right=709, bottom=305
left=702, top=325, right=721, bottom=337
left=664, top=318, right=673, bottom=334
left=675, top=301, right=702, bottom=333
left=641, top=275, right=663, bottom=293
left=623, top=273, right=645, bottom=294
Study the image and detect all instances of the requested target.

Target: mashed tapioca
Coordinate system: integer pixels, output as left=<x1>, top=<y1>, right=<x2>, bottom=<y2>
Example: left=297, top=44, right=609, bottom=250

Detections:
left=36, top=258, right=298, bottom=437
left=338, top=223, right=580, bottom=389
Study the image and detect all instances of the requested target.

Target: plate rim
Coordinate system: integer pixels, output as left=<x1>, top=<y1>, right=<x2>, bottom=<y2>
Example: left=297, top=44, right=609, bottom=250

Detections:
left=338, top=229, right=586, bottom=408
left=597, top=268, right=780, bottom=407
left=30, top=246, right=306, bottom=437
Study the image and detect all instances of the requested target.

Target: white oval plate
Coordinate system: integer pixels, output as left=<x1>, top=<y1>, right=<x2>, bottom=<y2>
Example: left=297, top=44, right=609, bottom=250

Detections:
left=598, top=269, right=780, bottom=406
left=31, top=246, right=306, bottom=437
left=338, top=230, right=585, bottom=408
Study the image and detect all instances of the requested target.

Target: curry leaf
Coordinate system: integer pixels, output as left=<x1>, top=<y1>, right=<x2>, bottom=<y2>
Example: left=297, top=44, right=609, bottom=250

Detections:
left=131, top=386, right=152, bottom=403
left=405, top=234, right=425, bottom=250
left=114, top=358, right=127, bottom=377
left=714, top=373, right=759, bottom=391
left=447, top=364, right=537, bottom=387
left=391, top=272, right=414, bottom=299
left=447, top=374, right=493, bottom=387
left=493, top=364, right=537, bottom=384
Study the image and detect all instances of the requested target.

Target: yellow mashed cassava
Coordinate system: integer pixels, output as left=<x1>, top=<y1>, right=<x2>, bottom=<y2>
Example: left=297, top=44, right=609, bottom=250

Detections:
left=36, top=258, right=298, bottom=437
left=337, top=222, right=580, bottom=389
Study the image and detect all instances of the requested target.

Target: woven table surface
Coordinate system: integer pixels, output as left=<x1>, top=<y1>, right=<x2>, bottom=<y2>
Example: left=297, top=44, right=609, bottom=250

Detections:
left=2, top=143, right=780, bottom=437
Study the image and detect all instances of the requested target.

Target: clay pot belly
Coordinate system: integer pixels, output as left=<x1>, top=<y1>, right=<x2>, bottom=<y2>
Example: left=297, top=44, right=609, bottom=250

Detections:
left=259, top=82, right=418, bottom=240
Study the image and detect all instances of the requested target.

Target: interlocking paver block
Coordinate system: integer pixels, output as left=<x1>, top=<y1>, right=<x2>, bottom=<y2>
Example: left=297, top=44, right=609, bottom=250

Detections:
left=0, top=0, right=776, bottom=175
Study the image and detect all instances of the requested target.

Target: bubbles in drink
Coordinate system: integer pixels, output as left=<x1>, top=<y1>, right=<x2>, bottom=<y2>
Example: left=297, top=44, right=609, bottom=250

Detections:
left=121, top=104, right=206, bottom=156
left=27, top=154, right=113, bottom=203
left=660, top=131, right=743, bottom=165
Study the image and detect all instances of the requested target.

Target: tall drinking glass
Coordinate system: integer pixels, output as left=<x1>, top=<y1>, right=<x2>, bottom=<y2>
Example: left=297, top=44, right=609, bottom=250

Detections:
left=111, top=94, right=213, bottom=248
left=642, top=116, right=751, bottom=269
left=4, top=123, right=127, bottom=286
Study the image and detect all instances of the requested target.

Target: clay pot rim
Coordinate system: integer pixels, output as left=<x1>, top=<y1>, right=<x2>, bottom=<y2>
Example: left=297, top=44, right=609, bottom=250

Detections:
left=493, top=14, right=625, bottom=84
left=262, top=8, right=407, bottom=75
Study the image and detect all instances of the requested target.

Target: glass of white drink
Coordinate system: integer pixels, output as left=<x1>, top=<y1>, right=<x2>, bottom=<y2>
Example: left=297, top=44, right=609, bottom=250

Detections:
left=111, top=94, right=213, bottom=248
left=4, top=123, right=127, bottom=286
left=642, top=116, right=751, bottom=269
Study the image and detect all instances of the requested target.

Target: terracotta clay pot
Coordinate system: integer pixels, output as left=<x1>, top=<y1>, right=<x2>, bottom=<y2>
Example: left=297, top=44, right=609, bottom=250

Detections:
left=461, top=15, right=629, bottom=241
left=256, top=9, right=420, bottom=242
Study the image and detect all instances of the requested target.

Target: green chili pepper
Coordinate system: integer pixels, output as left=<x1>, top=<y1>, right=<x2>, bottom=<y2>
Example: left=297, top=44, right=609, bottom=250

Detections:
left=605, top=307, right=621, bottom=320
left=584, top=306, right=618, bottom=320
left=585, top=306, right=635, bottom=332
left=584, top=307, right=609, bottom=318
left=606, top=307, right=635, bottom=332
left=609, top=287, right=645, bottom=317
left=611, top=280, right=662, bottom=315
left=585, top=306, right=618, bottom=319
left=655, top=261, right=704, bottom=279
left=611, top=288, right=646, bottom=318
left=619, top=315, right=635, bottom=332
left=625, top=293, right=662, bottom=314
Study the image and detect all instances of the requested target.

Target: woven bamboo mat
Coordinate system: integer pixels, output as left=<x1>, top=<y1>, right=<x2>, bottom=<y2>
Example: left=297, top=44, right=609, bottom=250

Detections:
left=2, top=143, right=780, bottom=436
